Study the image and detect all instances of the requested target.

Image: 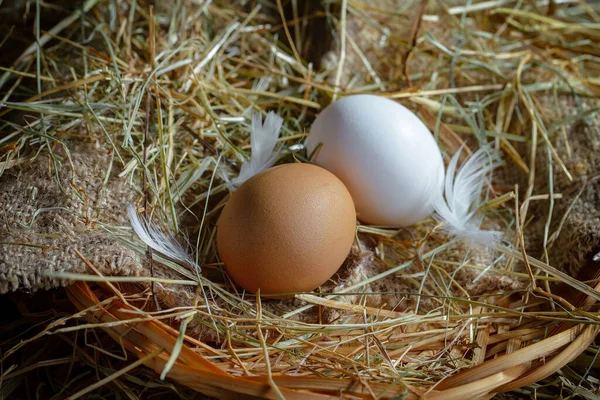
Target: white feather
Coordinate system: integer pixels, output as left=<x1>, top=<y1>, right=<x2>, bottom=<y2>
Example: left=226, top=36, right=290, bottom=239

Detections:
left=432, top=145, right=502, bottom=246
left=227, top=111, right=284, bottom=191
left=127, top=204, right=199, bottom=270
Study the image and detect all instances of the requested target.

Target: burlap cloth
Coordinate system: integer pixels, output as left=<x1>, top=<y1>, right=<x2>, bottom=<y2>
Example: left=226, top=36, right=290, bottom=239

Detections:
left=0, top=144, right=143, bottom=293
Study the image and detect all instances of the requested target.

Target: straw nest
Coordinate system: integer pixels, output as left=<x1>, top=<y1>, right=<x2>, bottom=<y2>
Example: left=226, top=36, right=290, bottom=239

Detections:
left=1, top=0, right=600, bottom=399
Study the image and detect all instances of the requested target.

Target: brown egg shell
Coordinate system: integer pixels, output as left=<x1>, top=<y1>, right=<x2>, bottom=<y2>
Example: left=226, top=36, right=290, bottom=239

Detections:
left=216, top=163, right=356, bottom=297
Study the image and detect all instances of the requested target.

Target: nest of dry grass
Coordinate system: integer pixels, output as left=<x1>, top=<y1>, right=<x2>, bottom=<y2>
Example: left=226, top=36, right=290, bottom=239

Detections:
left=1, top=0, right=600, bottom=399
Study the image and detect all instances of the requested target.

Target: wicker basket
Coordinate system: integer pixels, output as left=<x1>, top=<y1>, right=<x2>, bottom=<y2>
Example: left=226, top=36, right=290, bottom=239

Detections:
left=67, top=280, right=600, bottom=399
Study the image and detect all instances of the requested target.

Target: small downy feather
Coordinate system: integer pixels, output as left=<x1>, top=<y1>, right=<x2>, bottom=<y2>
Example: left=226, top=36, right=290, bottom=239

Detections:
left=226, top=111, right=284, bottom=191
left=432, top=145, right=503, bottom=246
left=127, top=205, right=199, bottom=272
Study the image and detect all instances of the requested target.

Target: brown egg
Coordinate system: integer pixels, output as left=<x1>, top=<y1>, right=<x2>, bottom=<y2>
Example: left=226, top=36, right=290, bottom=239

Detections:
left=217, top=163, right=356, bottom=297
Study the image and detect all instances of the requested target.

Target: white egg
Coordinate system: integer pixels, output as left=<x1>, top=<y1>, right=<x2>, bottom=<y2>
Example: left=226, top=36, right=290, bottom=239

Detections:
left=306, top=94, right=444, bottom=227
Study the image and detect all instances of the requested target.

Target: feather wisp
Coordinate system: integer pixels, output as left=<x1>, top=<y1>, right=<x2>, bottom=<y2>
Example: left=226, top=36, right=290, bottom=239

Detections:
left=226, top=111, right=284, bottom=191
left=432, top=145, right=503, bottom=246
left=127, top=205, right=200, bottom=272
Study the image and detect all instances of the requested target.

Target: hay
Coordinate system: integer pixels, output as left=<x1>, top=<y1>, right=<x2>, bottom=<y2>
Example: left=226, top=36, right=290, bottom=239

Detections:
left=1, top=0, right=599, bottom=398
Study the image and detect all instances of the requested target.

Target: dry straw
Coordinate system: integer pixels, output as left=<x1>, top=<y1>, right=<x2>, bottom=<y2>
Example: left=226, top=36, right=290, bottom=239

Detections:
left=1, top=0, right=600, bottom=398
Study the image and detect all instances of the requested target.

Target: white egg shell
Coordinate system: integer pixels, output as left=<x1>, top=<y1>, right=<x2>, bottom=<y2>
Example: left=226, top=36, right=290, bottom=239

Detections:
left=306, top=94, right=444, bottom=227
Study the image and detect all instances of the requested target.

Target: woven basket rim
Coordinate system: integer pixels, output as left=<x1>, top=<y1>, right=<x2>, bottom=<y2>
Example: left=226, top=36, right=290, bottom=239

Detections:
left=67, top=280, right=600, bottom=399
